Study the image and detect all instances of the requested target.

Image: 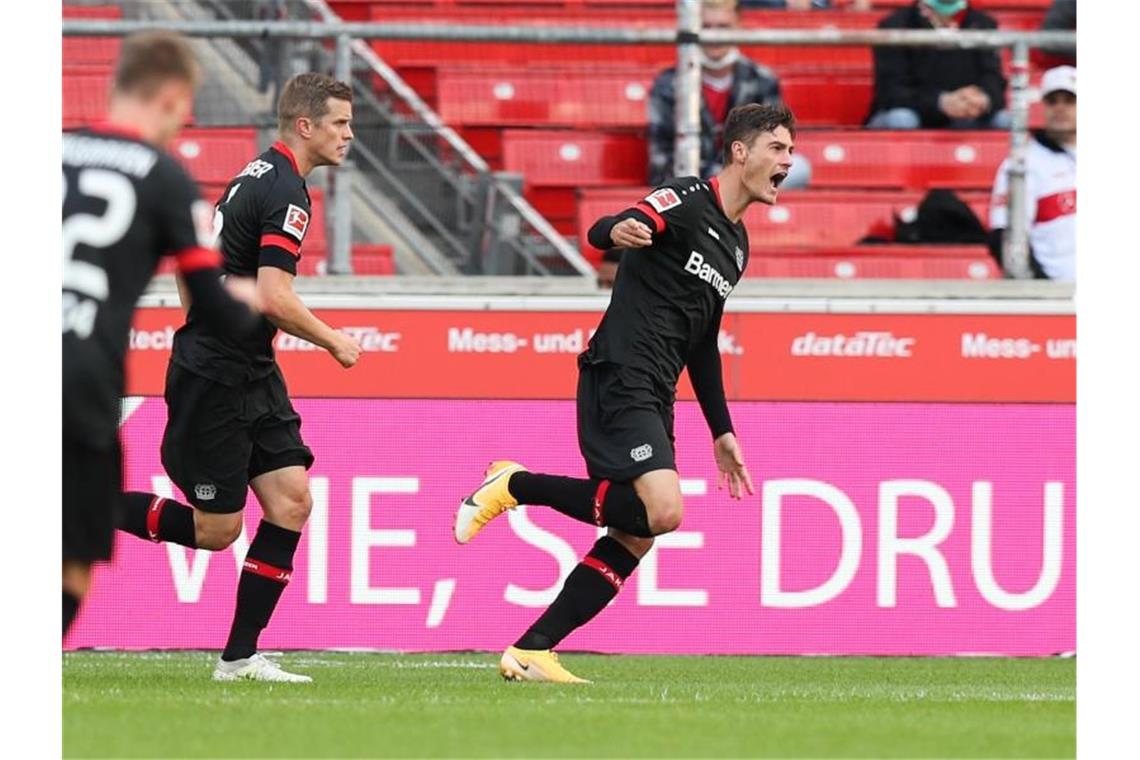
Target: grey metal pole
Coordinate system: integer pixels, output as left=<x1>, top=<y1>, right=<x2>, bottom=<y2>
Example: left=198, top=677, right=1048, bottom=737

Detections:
left=1003, top=40, right=1032, bottom=280
left=326, top=35, right=354, bottom=275
left=674, top=0, right=701, bottom=179
left=329, top=159, right=353, bottom=274
left=334, top=32, right=351, bottom=84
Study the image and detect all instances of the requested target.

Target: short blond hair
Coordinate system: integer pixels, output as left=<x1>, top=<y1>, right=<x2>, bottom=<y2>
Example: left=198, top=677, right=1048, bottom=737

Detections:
left=277, top=73, right=353, bottom=133
left=113, top=31, right=199, bottom=98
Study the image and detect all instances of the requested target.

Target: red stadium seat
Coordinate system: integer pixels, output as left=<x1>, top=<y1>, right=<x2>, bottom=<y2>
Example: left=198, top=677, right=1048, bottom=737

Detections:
left=782, top=75, right=873, bottom=127
left=436, top=68, right=652, bottom=128
left=794, top=130, right=1010, bottom=189
left=502, top=130, right=646, bottom=186
left=170, top=129, right=260, bottom=185
left=351, top=244, right=397, bottom=275
left=433, top=64, right=877, bottom=129
left=63, top=37, right=121, bottom=68
left=62, top=68, right=113, bottom=129
left=62, top=4, right=122, bottom=18
left=747, top=253, right=999, bottom=280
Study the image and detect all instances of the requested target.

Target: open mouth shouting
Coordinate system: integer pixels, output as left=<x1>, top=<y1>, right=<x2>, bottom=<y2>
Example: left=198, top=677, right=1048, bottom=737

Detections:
left=770, top=171, right=788, bottom=192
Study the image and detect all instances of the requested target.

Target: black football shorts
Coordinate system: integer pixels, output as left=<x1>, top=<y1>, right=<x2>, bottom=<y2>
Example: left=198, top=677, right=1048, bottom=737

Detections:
left=576, top=360, right=677, bottom=482
left=62, top=433, right=121, bottom=563
left=160, top=363, right=314, bottom=513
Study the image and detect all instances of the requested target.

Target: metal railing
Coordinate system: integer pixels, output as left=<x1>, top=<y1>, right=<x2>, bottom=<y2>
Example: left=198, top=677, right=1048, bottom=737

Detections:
left=64, top=4, right=1075, bottom=280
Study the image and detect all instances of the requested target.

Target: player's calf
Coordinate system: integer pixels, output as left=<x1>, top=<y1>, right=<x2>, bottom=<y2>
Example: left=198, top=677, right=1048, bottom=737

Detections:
left=507, top=470, right=658, bottom=537
left=217, top=467, right=311, bottom=665
left=62, top=561, right=92, bottom=636
left=118, top=492, right=200, bottom=548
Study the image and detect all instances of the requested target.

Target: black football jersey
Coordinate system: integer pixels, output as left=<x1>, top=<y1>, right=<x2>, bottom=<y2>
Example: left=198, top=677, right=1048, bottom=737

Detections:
left=63, top=125, right=220, bottom=449
left=584, top=176, right=750, bottom=392
left=172, top=141, right=312, bottom=385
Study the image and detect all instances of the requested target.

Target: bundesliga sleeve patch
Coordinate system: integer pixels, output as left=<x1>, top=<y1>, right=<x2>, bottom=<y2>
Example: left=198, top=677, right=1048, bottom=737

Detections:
left=645, top=188, right=681, bottom=214
left=283, top=204, right=310, bottom=241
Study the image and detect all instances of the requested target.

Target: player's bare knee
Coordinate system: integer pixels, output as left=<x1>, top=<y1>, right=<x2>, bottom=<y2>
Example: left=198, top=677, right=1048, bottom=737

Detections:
left=271, top=489, right=313, bottom=528
left=647, top=495, right=684, bottom=535
left=194, top=513, right=242, bottom=550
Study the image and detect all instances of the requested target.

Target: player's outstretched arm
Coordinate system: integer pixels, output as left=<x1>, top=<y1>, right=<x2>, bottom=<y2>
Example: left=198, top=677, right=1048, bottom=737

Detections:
left=256, top=266, right=361, bottom=368
left=688, top=310, right=753, bottom=500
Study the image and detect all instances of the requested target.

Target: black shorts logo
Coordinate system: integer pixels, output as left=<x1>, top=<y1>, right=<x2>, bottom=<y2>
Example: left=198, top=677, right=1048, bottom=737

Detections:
left=630, top=444, right=654, bottom=462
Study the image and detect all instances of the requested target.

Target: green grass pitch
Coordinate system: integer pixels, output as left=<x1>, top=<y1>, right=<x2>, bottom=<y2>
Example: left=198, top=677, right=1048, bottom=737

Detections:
left=63, top=652, right=1074, bottom=758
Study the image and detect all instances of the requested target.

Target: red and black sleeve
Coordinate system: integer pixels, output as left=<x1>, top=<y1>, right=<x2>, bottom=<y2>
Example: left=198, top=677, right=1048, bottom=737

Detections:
left=586, top=181, right=703, bottom=249
left=258, top=182, right=310, bottom=275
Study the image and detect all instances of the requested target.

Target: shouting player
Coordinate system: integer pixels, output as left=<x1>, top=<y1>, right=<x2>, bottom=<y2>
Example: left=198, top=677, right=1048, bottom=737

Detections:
left=63, top=32, right=260, bottom=637
left=115, top=73, right=361, bottom=683
left=455, top=103, right=796, bottom=682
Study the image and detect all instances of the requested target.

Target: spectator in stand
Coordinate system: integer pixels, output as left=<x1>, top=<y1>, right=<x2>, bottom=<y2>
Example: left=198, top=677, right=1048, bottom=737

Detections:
left=647, top=0, right=811, bottom=187
left=1035, top=0, right=1076, bottom=69
left=596, top=248, right=623, bottom=290
left=988, top=66, right=1076, bottom=281
left=744, top=0, right=871, bottom=9
left=866, top=0, right=1010, bottom=130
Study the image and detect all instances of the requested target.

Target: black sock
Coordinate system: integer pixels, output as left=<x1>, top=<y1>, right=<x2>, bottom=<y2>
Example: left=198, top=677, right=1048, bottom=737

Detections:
left=118, top=492, right=197, bottom=548
left=222, top=520, right=300, bottom=662
left=509, top=472, right=653, bottom=537
left=63, top=590, right=80, bottom=636
left=514, top=535, right=640, bottom=650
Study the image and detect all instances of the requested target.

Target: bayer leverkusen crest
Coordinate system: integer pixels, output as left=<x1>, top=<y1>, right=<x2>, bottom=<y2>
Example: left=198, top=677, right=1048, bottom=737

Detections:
left=734, top=247, right=745, bottom=272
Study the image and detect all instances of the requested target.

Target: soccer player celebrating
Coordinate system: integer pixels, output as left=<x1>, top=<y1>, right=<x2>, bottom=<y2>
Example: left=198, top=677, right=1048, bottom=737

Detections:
left=63, top=32, right=260, bottom=637
left=115, top=73, right=361, bottom=683
left=455, top=103, right=795, bottom=683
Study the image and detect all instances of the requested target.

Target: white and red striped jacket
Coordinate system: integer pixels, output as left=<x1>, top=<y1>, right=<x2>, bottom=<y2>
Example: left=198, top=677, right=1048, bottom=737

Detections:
left=990, top=132, right=1076, bottom=281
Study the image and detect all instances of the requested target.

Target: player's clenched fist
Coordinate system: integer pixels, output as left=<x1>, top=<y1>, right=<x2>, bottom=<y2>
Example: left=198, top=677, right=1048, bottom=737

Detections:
left=610, top=218, right=654, bottom=248
left=330, top=332, right=362, bottom=368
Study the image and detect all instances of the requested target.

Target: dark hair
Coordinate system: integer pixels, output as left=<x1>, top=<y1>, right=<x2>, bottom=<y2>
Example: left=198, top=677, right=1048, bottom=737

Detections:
left=113, top=31, right=199, bottom=98
left=277, top=73, right=353, bottom=133
left=721, top=103, right=797, bottom=165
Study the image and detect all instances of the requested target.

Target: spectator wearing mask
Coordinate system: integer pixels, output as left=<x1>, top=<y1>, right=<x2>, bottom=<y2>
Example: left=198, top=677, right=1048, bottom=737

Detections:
left=647, top=0, right=811, bottom=187
left=988, top=66, right=1076, bottom=281
left=866, top=0, right=1010, bottom=130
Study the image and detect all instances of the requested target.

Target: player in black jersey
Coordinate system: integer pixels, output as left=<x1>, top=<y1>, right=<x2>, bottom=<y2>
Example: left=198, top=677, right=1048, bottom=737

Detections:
left=63, top=32, right=260, bottom=637
left=114, top=73, right=360, bottom=683
left=455, top=103, right=797, bottom=682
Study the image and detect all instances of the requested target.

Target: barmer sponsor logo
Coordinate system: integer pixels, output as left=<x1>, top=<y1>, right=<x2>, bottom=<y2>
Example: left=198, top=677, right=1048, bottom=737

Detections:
left=791, top=331, right=916, bottom=358
left=684, top=251, right=733, bottom=298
